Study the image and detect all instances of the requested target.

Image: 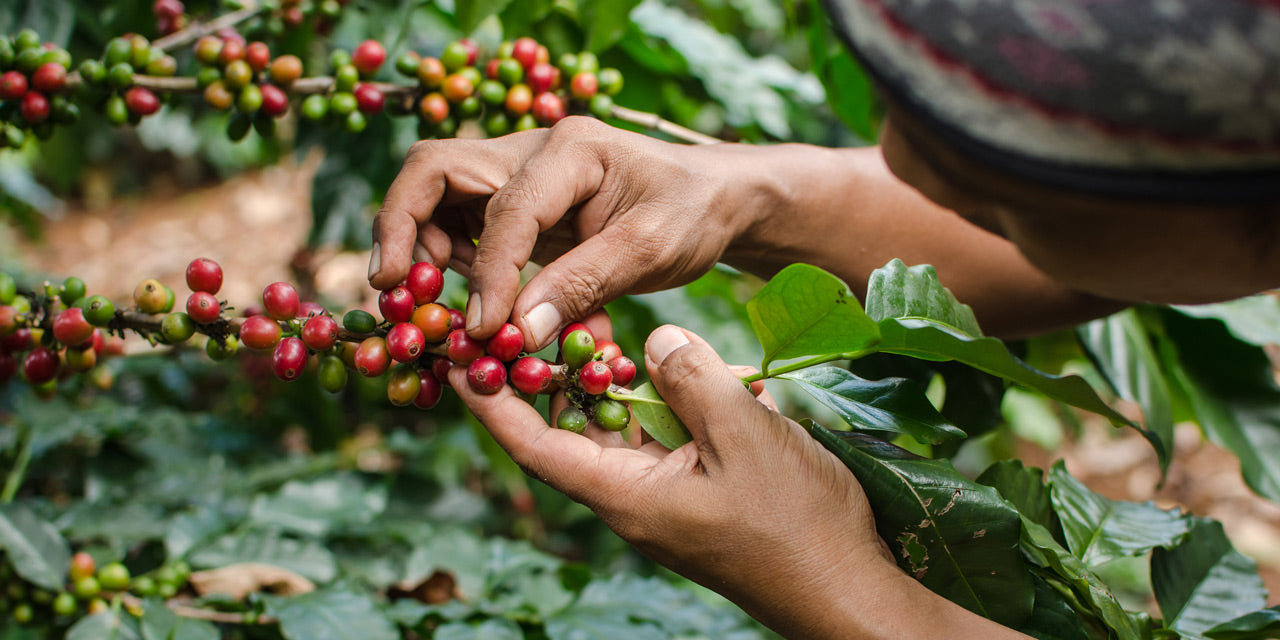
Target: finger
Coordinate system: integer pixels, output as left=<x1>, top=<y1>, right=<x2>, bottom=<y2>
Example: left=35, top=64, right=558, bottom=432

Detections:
left=643, top=325, right=782, bottom=463
left=415, top=224, right=454, bottom=271
left=726, top=365, right=767, bottom=398
left=466, top=118, right=609, bottom=339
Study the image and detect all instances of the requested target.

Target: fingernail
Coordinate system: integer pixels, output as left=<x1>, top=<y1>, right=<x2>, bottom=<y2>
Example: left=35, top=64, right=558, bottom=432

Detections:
left=412, top=242, right=431, bottom=264
left=522, top=302, right=561, bottom=348
left=466, top=293, right=482, bottom=333
left=367, top=242, right=381, bottom=281
left=647, top=326, right=689, bottom=366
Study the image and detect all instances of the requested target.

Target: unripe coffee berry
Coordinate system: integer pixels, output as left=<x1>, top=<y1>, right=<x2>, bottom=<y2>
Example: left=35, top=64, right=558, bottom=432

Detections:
left=442, top=73, right=473, bottom=103
left=418, top=92, right=448, bottom=123
left=69, top=552, right=96, bottom=582
left=593, top=398, right=630, bottom=432
left=272, top=337, right=308, bottom=381
left=510, top=356, right=553, bottom=394
left=561, top=330, right=595, bottom=370
left=206, top=335, right=238, bottom=361
left=405, top=261, right=444, bottom=304
left=65, top=345, right=97, bottom=373
left=185, top=257, right=223, bottom=294
left=386, top=322, right=426, bottom=363
left=343, top=309, right=377, bottom=334
left=579, top=360, right=613, bottom=395
left=317, top=354, right=347, bottom=393
left=194, top=36, right=222, bottom=65
left=487, top=323, right=524, bottom=362
left=98, top=562, right=131, bottom=592
left=417, top=57, right=445, bottom=87
left=262, top=282, right=300, bottom=320
left=161, top=312, right=196, bottom=343
left=355, top=336, right=391, bottom=377
left=386, top=365, right=421, bottom=406
left=239, top=315, right=282, bottom=350
left=378, top=286, right=415, bottom=324
left=607, top=356, right=636, bottom=387
left=53, top=591, right=77, bottom=617
left=185, top=292, right=221, bottom=324
left=219, top=38, right=245, bottom=64
left=466, top=356, right=507, bottom=394
left=268, top=54, right=303, bottom=85
left=24, top=347, right=59, bottom=384
left=558, top=322, right=592, bottom=348
left=440, top=41, right=469, bottom=72
left=53, top=308, right=94, bottom=346
left=301, top=314, right=339, bottom=351
left=446, top=329, right=485, bottom=365
left=414, top=370, right=443, bottom=409
left=204, top=81, right=234, bottom=110
left=505, top=84, right=533, bottom=116
left=556, top=406, right=588, bottom=434
left=411, top=303, right=451, bottom=342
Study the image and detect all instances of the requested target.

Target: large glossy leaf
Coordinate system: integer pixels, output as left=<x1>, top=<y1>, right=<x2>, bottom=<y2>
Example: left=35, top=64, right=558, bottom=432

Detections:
left=578, top=0, right=641, bottom=51
left=746, top=263, right=880, bottom=373
left=455, top=0, right=514, bottom=33
left=1152, top=518, right=1267, bottom=640
left=1019, top=574, right=1108, bottom=640
left=1047, top=462, right=1190, bottom=567
left=1206, top=606, right=1280, bottom=639
left=865, top=259, right=981, bottom=336
left=976, top=460, right=1056, bottom=533
left=1077, top=309, right=1174, bottom=471
left=66, top=611, right=143, bottom=640
left=0, top=502, right=70, bottom=591
left=1155, top=309, right=1280, bottom=502
left=780, top=366, right=964, bottom=444
left=1173, top=295, right=1280, bottom=347
left=610, top=382, right=691, bottom=449
left=435, top=619, right=525, bottom=640
left=807, top=426, right=1034, bottom=627
left=249, top=475, right=388, bottom=537
left=877, top=318, right=1134, bottom=428
left=264, top=587, right=399, bottom=640
left=140, top=599, right=219, bottom=640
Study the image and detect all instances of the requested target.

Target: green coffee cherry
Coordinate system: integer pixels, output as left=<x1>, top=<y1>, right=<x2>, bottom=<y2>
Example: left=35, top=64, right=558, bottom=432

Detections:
left=161, top=312, right=196, bottom=343
left=98, top=562, right=130, bottom=592
left=52, top=591, right=77, bottom=617
left=60, top=277, right=85, bottom=305
left=131, top=576, right=156, bottom=597
left=317, top=355, right=348, bottom=393
left=227, top=112, right=252, bottom=141
left=556, top=406, right=588, bottom=434
left=206, top=335, right=239, bottom=361
left=83, top=295, right=115, bottom=327
left=301, top=94, right=328, bottom=120
left=561, top=330, right=595, bottom=370
left=593, top=399, right=630, bottom=432
left=73, top=576, right=100, bottom=600
left=107, top=62, right=134, bottom=90
left=105, top=94, right=129, bottom=125
left=0, top=273, right=15, bottom=305
left=343, top=309, right=376, bottom=333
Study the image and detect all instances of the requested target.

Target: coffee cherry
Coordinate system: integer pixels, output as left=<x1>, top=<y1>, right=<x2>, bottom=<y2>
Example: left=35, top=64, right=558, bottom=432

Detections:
left=272, top=337, right=307, bottom=381
left=64, top=345, right=97, bottom=372
left=431, top=356, right=453, bottom=386
left=446, top=329, right=485, bottom=365
left=478, top=79, right=506, bottom=105
left=505, top=84, right=532, bottom=116
left=20, top=91, right=50, bottom=124
left=125, top=87, right=160, bottom=116
left=301, top=94, right=328, bottom=120
left=594, top=340, right=623, bottom=363
left=131, top=575, right=157, bottom=596
left=259, top=83, right=288, bottom=117
left=161, top=312, right=195, bottom=343
left=403, top=261, right=444, bottom=304
left=561, top=330, right=595, bottom=370
left=317, top=354, right=347, bottom=393
left=31, top=62, right=66, bottom=93
left=352, top=40, right=386, bottom=76
left=52, top=591, right=77, bottom=617
left=355, top=336, right=390, bottom=377
left=223, top=59, right=253, bottom=90
left=487, top=323, right=524, bottom=361
left=185, top=291, right=221, bottom=324
left=557, top=322, right=592, bottom=348
left=219, top=38, right=245, bottom=64
left=418, top=92, right=448, bottom=124
left=511, top=37, right=539, bottom=70
left=146, top=54, right=178, bottom=77
left=556, top=406, right=588, bottom=433
left=53, top=308, right=94, bottom=346
left=23, top=346, right=58, bottom=383
left=0, top=71, right=27, bottom=100
left=532, top=91, right=566, bottom=126
left=414, top=370, right=443, bottom=409
left=204, top=81, right=234, bottom=110
left=440, top=41, right=469, bottom=73
left=466, top=356, right=506, bottom=394
left=386, top=322, right=425, bottom=362
left=448, top=308, right=466, bottom=331
left=98, top=562, right=131, bottom=592
left=607, top=356, right=637, bottom=387
left=87, top=598, right=109, bottom=614
left=154, top=0, right=184, bottom=18
left=301, top=315, right=339, bottom=351
left=343, top=309, right=377, bottom=334
left=442, top=73, right=473, bottom=103
left=69, top=551, right=96, bottom=582
left=395, top=51, right=421, bottom=77
left=497, top=58, right=524, bottom=86
left=194, top=36, right=222, bottom=65
left=245, top=41, right=270, bottom=72
left=589, top=93, right=613, bottom=119
left=12, top=603, right=33, bottom=624
left=417, top=56, right=446, bottom=87
left=181, top=257, right=223, bottom=295
left=237, top=84, right=263, bottom=113
left=262, top=282, right=299, bottom=320
left=329, top=91, right=357, bottom=115
left=3, top=328, right=34, bottom=352
left=386, top=364, right=421, bottom=406
left=510, top=356, right=553, bottom=394
left=0, top=272, right=15, bottom=304
left=593, top=398, right=630, bottom=432
left=73, top=576, right=100, bottom=600
left=354, top=83, right=384, bottom=114
left=239, top=315, right=282, bottom=350
left=527, top=63, right=557, bottom=94
left=206, top=335, right=238, bottom=360
left=378, top=286, right=415, bottom=324
left=579, top=360, right=613, bottom=395
left=570, top=72, right=598, bottom=100
left=268, top=54, right=303, bottom=85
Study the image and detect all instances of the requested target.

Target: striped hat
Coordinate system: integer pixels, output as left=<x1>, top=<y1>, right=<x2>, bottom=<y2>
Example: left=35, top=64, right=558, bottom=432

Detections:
left=823, top=0, right=1280, bottom=202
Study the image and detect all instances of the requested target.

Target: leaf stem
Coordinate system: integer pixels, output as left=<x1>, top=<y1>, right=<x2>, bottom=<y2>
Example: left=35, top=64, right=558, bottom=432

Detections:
left=0, top=422, right=33, bottom=504
left=743, top=347, right=877, bottom=384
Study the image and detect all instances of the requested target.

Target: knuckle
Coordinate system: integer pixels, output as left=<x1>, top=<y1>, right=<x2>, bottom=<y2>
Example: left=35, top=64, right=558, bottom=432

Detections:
left=551, top=266, right=610, bottom=317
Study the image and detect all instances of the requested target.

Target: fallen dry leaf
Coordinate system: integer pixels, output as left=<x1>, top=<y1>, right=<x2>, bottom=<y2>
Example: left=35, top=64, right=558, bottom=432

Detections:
left=189, top=563, right=316, bottom=600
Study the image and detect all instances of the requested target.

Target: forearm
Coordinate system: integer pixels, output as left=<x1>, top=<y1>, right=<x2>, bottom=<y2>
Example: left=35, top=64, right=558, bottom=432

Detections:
left=714, top=144, right=1123, bottom=338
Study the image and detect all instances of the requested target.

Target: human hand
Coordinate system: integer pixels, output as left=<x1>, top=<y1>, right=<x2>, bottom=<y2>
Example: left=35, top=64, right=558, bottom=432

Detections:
left=450, top=323, right=906, bottom=638
left=368, top=117, right=760, bottom=350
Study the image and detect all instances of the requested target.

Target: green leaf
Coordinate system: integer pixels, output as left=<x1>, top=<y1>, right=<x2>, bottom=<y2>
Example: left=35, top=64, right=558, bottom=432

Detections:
left=1018, top=574, right=1108, bottom=640
left=1152, top=518, right=1267, bottom=640
left=579, top=0, right=641, bottom=51
left=66, top=611, right=143, bottom=640
left=976, top=460, right=1056, bottom=533
left=780, top=366, right=965, bottom=444
left=455, top=0, right=515, bottom=34
left=877, top=318, right=1133, bottom=428
left=865, top=259, right=982, bottom=336
left=141, top=599, right=219, bottom=640
left=264, top=587, right=399, bottom=640
left=403, top=528, right=561, bottom=603
left=610, top=382, right=691, bottom=449
left=0, top=502, right=70, bottom=591
left=1206, top=606, right=1280, bottom=639
left=746, top=263, right=880, bottom=373
left=249, top=475, right=388, bottom=537
left=1077, top=309, right=1174, bottom=471
left=188, top=530, right=337, bottom=583
left=1047, top=462, right=1190, bottom=567
left=435, top=619, right=525, bottom=640
left=544, top=575, right=676, bottom=640
left=806, top=426, right=1034, bottom=627
left=1173, top=295, right=1280, bottom=347
left=1155, top=309, right=1280, bottom=503
left=806, top=0, right=880, bottom=140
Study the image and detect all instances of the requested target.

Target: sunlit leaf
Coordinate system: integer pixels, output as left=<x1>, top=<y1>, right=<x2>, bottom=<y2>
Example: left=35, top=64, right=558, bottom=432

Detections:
left=780, top=366, right=964, bottom=444
left=746, top=263, right=880, bottom=373
left=0, top=502, right=69, bottom=591
left=264, top=587, right=399, bottom=640
left=249, top=475, right=389, bottom=537
left=865, top=259, right=981, bottom=336
left=1206, top=606, right=1280, bottom=639
left=1048, top=462, right=1190, bottom=567
left=610, top=382, right=692, bottom=449
left=1153, top=519, right=1267, bottom=640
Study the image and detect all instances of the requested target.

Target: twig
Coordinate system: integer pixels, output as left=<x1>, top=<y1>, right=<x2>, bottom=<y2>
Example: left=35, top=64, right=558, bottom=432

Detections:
left=609, top=104, right=722, bottom=145
left=0, top=423, right=32, bottom=504
left=120, top=593, right=277, bottom=625
left=152, top=1, right=265, bottom=52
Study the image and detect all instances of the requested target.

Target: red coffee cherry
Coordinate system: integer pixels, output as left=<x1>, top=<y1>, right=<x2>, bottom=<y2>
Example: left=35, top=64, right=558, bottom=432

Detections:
left=0, top=71, right=28, bottom=100
left=378, top=286, right=415, bottom=324
left=2, top=328, right=34, bottom=352
left=354, top=83, right=384, bottom=114
left=531, top=91, right=565, bottom=126
left=259, top=83, right=289, bottom=117
left=607, top=356, right=636, bottom=387
left=418, top=92, right=449, bottom=124
left=20, top=91, right=50, bottom=124
left=446, top=329, right=485, bottom=365
left=511, top=37, right=538, bottom=69
left=245, top=41, right=271, bottom=72
left=354, top=336, right=390, bottom=377
left=69, top=551, right=96, bottom=582
left=431, top=356, right=453, bottom=387
left=594, top=340, right=622, bottom=363
left=301, top=315, right=339, bottom=351
left=579, top=360, right=613, bottom=395
left=185, top=257, right=223, bottom=294
left=448, top=308, right=466, bottom=331
left=386, top=322, right=425, bottom=363
left=411, top=303, right=451, bottom=342
left=297, top=301, right=325, bottom=318
left=457, top=38, right=479, bottom=66
left=218, top=38, right=245, bottom=64
left=31, top=62, right=67, bottom=93
left=466, top=356, right=506, bottom=395
left=510, top=356, right=553, bottom=395
left=272, top=337, right=307, bottom=381
left=124, top=87, right=160, bottom=116
left=570, top=72, right=598, bottom=100
left=352, top=39, right=386, bottom=76
left=262, top=282, right=300, bottom=321
left=413, top=370, right=443, bottom=409
left=239, top=315, right=282, bottom=350
left=405, top=261, right=444, bottom=304
left=53, top=308, right=94, bottom=346
left=23, top=347, right=59, bottom=384
left=486, top=323, right=524, bottom=362
left=185, top=292, right=221, bottom=324
left=527, top=63, right=556, bottom=94
left=485, top=58, right=502, bottom=80
left=558, top=322, right=592, bottom=348
left=153, top=0, right=184, bottom=18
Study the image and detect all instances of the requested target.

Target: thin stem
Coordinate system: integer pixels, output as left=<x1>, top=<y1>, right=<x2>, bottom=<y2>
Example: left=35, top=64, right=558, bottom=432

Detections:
left=152, top=1, right=265, bottom=52
left=119, top=593, right=276, bottom=625
left=740, top=348, right=878, bottom=384
left=1, top=423, right=34, bottom=504
left=609, top=104, right=722, bottom=145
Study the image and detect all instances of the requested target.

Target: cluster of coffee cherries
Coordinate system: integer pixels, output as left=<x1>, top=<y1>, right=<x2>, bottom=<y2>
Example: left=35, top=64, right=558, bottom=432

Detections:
left=1, top=551, right=189, bottom=631
left=193, top=33, right=302, bottom=139
left=297, top=39, right=391, bottom=134
left=78, top=32, right=178, bottom=126
left=551, top=324, right=636, bottom=434
left=0, top=30, right=79, bottom=147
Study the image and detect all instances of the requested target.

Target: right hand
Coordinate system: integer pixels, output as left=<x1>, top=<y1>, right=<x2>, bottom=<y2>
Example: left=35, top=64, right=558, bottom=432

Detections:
left=368, top=117, right=759, bottom=350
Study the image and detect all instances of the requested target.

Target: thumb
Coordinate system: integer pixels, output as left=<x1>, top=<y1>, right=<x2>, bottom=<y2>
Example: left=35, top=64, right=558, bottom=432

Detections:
left=644, top=325, right=782, bottom=463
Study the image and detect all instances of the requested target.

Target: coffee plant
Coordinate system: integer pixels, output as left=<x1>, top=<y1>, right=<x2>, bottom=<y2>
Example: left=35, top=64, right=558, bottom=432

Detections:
left=2, top=1, right=1280, bottom=639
